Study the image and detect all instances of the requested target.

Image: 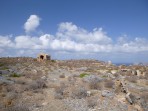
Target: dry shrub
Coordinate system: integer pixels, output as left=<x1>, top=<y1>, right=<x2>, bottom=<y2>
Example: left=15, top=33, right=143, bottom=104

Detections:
left=114, top=73, right=119, bottom=77
left=73, top=74, right=79, bottom=78
left=48, top=83, right=58, bottom=88
left=0, top=103, right=5, bottom=111
left=5, top=85, right=15, bottom=92
left=70, top=86, right=87, bottom=99
left=139, top=76, right=145, bottom=79
left=89, top=81, right=102, bottom=90
left=54, top=82, right=67, bottom=99
left=83, top=75, right=102, bottom=90
left=37, top=70, right=43, bottom=75
left=55, top=86, right=65, bottom=95
left=0, top=92, right=6, bottom=97
left=27, top=79, right=47, bottom=91
left=4, top=104, right=30, bottom=111
left=36, top=79, right=47, bottom=88
left=3, top=84, right=25, bottom=93
left=23, top=73, right=32, bottom=79
left=114, top=80, right=121, bottom=94
left=54, top=93, right=64, bottom=99
left=140, top=93, right=148, bottom=111
left=3, top=98, right=13, bottom=108
left=146, top=81, right=148, bottom=85
left=59, top=74, right=65, bottom=78
left=24, top=70, right=42, bottom=80
left=6, top=92, right=18, bottom=100
left=140, top=93, right=148, bottom=101
left=120, top=72, right=126, bottom=76
left=125, top=72, right=132, bottom=76
left=115, top=87, right=121, bottom=94
left=15, top=79, right=26, bottom=85
left=126, top=76, right=138, bottom=83
left=67, top=76, right=76, bottom=85
left=104, top=79, right=114, bottom=89
left=87, top=96, right=98, bottom=108
left=145, top=72, right=148, bottom=80
left=68, top=76, right=76, bottom=81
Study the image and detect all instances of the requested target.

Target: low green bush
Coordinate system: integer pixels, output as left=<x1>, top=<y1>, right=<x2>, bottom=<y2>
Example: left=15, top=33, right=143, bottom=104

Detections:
left=102, top=75, right=108, bottom=78
left=0, top=63, right=4, bottom=67
left=10, top=73, right=20, bottom=77
left=51, top=60, right=56, bottom=62
left=0, top=66, right=9, bottom=70
left=79, top=73, right=89, bottom=78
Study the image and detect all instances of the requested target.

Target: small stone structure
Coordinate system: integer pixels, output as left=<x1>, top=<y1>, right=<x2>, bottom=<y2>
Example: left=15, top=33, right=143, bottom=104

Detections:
left=37, top=53, right=51, bottom=62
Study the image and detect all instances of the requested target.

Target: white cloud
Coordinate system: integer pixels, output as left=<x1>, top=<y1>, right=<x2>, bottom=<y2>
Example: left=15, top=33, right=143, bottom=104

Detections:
left=1, top=34, right=147, bottom=54
left=0, top=17, right=148, bottom=62
left=0, top=35, right=14, bottom=47
left=57, top=22, right=112, bottom=44
left=15, top=35, right=41, bottom=49
left=24, top=15, right=40, bottom=33
left=117, top=35, right=128, bottom=44
left=58, top=22, right=78, bottom=32
left=39, top=34, right=54, bottom=48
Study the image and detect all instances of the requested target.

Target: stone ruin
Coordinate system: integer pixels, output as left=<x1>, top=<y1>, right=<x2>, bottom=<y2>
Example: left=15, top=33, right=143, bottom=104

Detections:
left=37, top=53, right=51, bottom=62
left=115, top=79, right=133, bottom=104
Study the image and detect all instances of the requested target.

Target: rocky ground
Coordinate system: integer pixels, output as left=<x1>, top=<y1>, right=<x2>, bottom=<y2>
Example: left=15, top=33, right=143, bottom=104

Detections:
left=0, top=57, right=148, bottom=111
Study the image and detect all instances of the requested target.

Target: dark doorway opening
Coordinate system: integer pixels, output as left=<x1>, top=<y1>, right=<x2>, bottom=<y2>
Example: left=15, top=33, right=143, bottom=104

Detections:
left=40, top=55, right=44, bottom=60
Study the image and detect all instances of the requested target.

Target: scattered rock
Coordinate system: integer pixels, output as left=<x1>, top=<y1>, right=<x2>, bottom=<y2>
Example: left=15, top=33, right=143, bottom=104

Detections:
left=101, top=90, right=114, bottom=97
left=125, top=92, right=133, bottom=104
left=83, top=75, right=103, bottom=83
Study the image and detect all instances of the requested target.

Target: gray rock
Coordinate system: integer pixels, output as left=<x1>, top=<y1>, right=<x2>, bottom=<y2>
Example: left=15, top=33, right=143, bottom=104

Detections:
left=0, top=70, right=2, bottom=75
left=97, top=97, right=129, bottom=111
left=101, top=90, right=114, bottom=97
left=8, top=69, right=14, bottom=73
left=83, top=75, right=103, bottom=83
left=0, top=77, right=14, bottom=85
left=0, top=70, right=10, bottom=75
left=127, top=82, right=148, bottom=92
left=77, top=67, right=87, bottom=71
left=125, top=93, right=133, bottom=104
left=140, top=97, right=148, bottom=111
left=63, top=98, right=88, bottom=111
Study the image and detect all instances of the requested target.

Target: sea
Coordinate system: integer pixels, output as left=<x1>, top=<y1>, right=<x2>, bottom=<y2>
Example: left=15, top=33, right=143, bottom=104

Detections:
left=113, top=63, right=133, bottom=66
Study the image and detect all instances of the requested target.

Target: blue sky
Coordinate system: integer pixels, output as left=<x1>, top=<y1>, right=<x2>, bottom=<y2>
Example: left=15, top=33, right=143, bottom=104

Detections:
left=0, top=0, right=148, bottom=63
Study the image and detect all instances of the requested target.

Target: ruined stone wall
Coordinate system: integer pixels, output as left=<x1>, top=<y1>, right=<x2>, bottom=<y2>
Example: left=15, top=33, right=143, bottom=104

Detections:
left=37, top=53, right=51, bottom=62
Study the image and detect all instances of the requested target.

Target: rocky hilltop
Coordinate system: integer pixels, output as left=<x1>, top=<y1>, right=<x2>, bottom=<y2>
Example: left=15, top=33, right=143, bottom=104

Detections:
left=0, top=57, right=148, bottom=111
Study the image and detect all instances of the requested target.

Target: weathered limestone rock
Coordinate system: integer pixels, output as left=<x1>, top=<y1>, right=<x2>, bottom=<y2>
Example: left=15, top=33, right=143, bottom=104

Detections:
left=136, top=70, right=142, bottom=76
left=37, top=53, right=51, bottom=62
left=111, top=70, right=118, bottom=74
left=115, top=79, right=134, bottom=104
left=101, top=90, right=114, bottom=97
left=132, top=70, right=137, bottom=75
left=115, top=79, right=129, bottom=93
left=125, top=92, right=133, bottom=104
left=87, top=90, right=99, bottom=96
left=119, top=65, right=126, bottom=69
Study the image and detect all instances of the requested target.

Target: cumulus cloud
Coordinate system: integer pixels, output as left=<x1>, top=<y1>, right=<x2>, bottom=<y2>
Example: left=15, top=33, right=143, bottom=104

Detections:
left=15, top=35, right=41, bottom=49
left=24, top=15, right=40, bottom=33
left=1, top=32, right=148, bottom=55
left=57, top=22, right=112, bottom=44
left=0, top=35, right=14, bottom=47
left=0, top=15, right=148, bottom=62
